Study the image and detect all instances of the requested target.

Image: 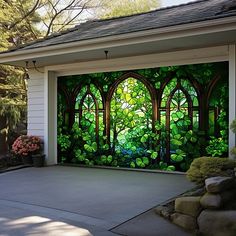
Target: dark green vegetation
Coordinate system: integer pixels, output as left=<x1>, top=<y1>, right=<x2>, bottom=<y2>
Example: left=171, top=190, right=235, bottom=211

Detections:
left=186, top=157, right=236, bottom=185
left=57, top=63, right=228, bottom=171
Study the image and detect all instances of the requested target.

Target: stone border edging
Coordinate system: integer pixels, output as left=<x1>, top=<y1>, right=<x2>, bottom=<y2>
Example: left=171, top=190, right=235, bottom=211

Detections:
left=58, top=163, right=186, bottom=175
left=0, top=165, right=31, bottom=174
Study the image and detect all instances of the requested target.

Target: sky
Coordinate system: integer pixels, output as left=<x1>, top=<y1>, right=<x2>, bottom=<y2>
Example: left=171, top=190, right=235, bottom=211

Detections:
left=162, top=0, right=196, bottom=7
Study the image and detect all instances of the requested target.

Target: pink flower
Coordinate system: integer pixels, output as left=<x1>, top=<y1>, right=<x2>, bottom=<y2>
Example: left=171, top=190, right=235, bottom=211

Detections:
left=12, top=135, right=43, bottom=157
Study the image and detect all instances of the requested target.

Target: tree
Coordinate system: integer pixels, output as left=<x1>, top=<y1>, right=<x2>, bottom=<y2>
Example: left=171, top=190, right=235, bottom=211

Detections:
left=0, top=0, right=160, bottom=153
left=0, top=0, right=42, bottom=151
left=97, top=0, right=160, bottom=19
left=38, top=0, right=102, bottom=36
left=0, top=0, right=42, bottom=47
left=0, top=0, right=101, bottom=152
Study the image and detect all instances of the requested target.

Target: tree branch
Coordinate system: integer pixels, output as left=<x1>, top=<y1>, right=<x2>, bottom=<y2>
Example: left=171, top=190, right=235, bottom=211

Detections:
left=8, top=0, right=41, bottom=30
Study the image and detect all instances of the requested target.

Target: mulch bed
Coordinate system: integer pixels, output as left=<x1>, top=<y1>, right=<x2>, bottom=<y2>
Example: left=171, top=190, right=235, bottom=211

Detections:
left=0, top=153, right=23, bottom=172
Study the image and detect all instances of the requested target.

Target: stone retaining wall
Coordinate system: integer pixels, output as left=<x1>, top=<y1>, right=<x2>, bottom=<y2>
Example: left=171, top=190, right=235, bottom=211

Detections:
left=156, top=176, right=236, bottom=235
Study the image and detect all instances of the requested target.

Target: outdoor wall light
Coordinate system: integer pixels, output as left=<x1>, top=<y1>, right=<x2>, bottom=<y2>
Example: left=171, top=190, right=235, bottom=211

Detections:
left=104, top=50, right=109, bottom=59
left=32, top=60, right=44, bottom=73
left=24, top=61, right=30, bottom=80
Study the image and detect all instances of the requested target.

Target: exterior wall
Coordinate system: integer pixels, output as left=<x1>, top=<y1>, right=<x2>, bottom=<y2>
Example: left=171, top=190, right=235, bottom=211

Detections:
left=28, top=45, right=234, bottom=165
left=28, top=69, right=57, bottom=165
left=45, top=71, right=57, bottom=165
left=229, top=44, right=236, bottom=158
left=27, top=70, right=45, bottom=137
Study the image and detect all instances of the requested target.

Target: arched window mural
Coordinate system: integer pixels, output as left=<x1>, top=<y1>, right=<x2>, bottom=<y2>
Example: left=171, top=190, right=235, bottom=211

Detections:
left=57, top=62, right=228, bottom=171
left=109, top=77, right=153, bottom=166
left=206, top=77, right=228, bottom=157
left=75, top=84, right=104, bottom=145
left=160, top=78, right=200, bottom=169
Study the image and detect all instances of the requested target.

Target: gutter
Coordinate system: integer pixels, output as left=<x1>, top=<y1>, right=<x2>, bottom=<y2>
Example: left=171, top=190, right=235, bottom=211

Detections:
left=0, top=16, right=236, bottom=64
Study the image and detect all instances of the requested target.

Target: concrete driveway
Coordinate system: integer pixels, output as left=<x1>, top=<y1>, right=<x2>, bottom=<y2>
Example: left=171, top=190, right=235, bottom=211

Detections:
left=0, top=166, right=193, bottom=235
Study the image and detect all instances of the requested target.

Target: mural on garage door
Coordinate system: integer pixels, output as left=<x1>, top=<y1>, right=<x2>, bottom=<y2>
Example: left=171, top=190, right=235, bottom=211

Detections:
left=57, top=62, right=228, bottom=171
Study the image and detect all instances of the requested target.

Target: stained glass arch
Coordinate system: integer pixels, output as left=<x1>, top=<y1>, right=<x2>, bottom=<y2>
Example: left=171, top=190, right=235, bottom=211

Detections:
left=74, top=83, right=104, bottom=144
left=159, top=77, right=200, bottom=161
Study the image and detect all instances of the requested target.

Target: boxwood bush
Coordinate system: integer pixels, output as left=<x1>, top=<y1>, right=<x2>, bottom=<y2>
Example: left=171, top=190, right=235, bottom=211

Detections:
left=186, top=157, right=236, bottom=185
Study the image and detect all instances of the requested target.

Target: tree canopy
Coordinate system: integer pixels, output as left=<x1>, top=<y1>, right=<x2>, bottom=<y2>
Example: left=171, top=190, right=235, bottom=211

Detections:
left=0, top=0, right=160, bottom=152
left=98, top=0, right=160, bottom=19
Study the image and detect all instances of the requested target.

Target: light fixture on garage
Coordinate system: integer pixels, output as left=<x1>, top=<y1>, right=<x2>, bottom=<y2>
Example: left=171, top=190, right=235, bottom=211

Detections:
left=24, top=61, right=30, bottom=80
left=104, top=50, right=109, bottom=59
left=33, top=60, right=44, bottom=73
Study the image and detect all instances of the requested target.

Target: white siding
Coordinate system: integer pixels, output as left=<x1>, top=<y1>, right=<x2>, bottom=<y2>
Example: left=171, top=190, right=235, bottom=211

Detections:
left=27, top=70, right=45, bottom=139
left=28, top=69, right=58, bottom=165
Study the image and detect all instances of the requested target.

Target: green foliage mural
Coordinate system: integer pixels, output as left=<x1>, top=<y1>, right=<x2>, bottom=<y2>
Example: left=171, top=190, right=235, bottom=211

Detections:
left=110, top=78, right=152, bottom=154
left=57, top=62, right=229, bottom=171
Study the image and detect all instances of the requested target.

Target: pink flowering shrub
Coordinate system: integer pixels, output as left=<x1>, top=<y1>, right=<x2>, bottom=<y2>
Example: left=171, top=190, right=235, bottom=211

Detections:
left=12, top=135, right=42, bottom=157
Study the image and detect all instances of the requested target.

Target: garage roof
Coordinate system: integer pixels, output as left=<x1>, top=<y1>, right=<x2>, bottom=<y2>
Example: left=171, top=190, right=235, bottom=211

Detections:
left=2, top=0, right=236, bottom=53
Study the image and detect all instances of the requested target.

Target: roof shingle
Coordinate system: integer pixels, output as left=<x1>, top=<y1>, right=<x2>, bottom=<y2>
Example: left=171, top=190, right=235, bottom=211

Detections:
left=3, top=0, right=236, bottom=53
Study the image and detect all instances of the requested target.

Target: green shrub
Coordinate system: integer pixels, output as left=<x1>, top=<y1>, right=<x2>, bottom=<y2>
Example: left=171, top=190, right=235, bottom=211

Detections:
left=186, top=157, right=236, bottom=185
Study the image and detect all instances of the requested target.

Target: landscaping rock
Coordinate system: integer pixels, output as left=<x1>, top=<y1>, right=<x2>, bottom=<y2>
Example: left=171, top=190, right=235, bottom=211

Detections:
left=198, top=210, right=236, bottom=236
left=175, top=196, right=202, bottom=217
left=200, top=192, right=221, bottom=209
left=205, top=176, right=235, bottom=193
left=155, top=205, right=165, bottom=215
left=171, top=213, right=197, bottom=231
left=155, top=205, right=174, bottom=219
left=200, top=191, right=236, bottom=209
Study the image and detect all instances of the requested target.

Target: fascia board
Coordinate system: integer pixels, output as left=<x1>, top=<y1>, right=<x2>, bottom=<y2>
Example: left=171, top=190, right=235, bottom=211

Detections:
left=47, top=45, right=229, bottom=76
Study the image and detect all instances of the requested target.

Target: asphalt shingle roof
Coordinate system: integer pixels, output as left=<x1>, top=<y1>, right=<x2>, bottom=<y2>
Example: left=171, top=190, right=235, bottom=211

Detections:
left=4, top=0, right=236, bottom=53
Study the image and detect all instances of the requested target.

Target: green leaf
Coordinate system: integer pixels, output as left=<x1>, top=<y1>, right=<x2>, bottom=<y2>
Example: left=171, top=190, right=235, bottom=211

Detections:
left=91, top=142, right=97, bottom=152
left=140, top=162, right=145, bottom=168
left=112, top=160, right=118, bottom=166
left=171, top=113, right=179, bottom=122
left=125, top=93, right=131, bottom=101
left=136, top=158, right=143, bottom=166
left=176, top=149, right=186, bottom=156
left=103, top=144, right=109, bottom=150
left=77, top=154, right=85, bottom=162
left=124, top=108, right=129, bottom=114
left=159, top=161, right=167, bottom=170
left=170, top=123, right=178, bottom=134
left=170, top=150, right=186, bottom=162
left=142, top=157, right=149, bottom=165
left=155, top=122, right=162, bottom=131
left=84, top=144, right=92, bottom=152
left=176, top=111, right=184, bottom=119
left=107, top=155, right=113, bottom=163
left=173, top=134, right=181, bottom=139
left=141, top=136, right=147, bottom=143
left=151, top=151, right=158, bottom=159
left=171, top=139, right=182, bottom=146
left=155, top=82, right=161, bottom=89
left=170, top=154, right=183, bottom=162
left=130, top=161, right=136, bottom=168
left=166, top=165, right=176, bottom=171
left=101, top=155, right=107, bottom=163
left=126, top=142, right=132, bottom=149
left=117, top=88, right=122, bottom=94
left=190, top=137, right=197, bottom=143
